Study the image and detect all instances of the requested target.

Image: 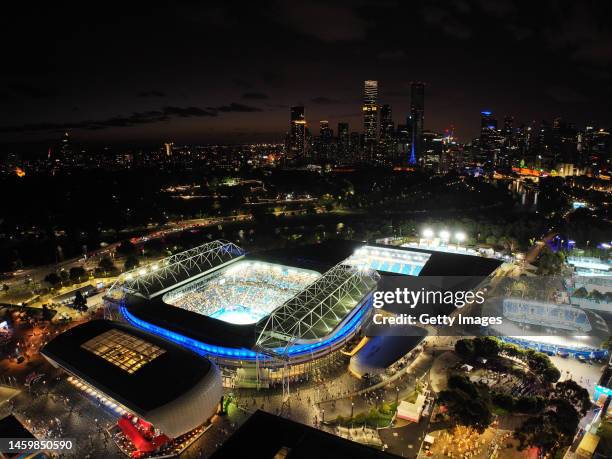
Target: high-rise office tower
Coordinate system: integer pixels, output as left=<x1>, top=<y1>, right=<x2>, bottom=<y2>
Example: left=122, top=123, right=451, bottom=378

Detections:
left=337, top=122, right=349, bottom=158
left=316, top=120, right=333, bottom=162
left=410, top=82, right=425, bottom=165
left=60, top=131, right=72, bottom=157
left=480, top=111, right=498, bottom=164
left=319, top=120, right=333, bottom=142
left=503, top=116, right=514, bottom=135
left=350, top=132, right=361, bottom=162
left=363, top=80, right=378, bottom=158
left=379, top=104, right=395, bottom=161
left=289, top=106, right=306, bottom=160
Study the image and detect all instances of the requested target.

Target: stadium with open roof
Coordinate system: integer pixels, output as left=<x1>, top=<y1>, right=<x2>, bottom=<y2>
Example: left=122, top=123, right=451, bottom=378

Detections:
left=105, top=239, right=501, bottom=388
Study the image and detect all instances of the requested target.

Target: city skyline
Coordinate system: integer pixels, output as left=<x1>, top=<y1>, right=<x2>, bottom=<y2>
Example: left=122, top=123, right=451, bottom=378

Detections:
left=1, top=1, right=612, bottom=149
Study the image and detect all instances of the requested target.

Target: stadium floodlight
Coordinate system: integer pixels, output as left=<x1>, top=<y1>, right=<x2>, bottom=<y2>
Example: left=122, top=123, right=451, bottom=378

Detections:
left=439, top=230, right=450, bottom=241
left=455, top=232, right=466, bottom=243
left=423, top=228, right=434, bottom=239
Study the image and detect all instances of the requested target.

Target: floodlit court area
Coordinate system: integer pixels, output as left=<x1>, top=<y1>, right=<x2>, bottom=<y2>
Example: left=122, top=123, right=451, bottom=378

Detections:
left=162, top=260, right=320, bottom=325
left=347, top=246, right=431, bottom=276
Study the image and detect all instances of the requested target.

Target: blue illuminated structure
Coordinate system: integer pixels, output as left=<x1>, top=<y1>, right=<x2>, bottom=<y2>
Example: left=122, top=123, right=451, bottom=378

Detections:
left=120, top=295, right=373, bottom=362
left=409, top=142, right=416, bottom=165
left=500, top=336, right=607, bottom=360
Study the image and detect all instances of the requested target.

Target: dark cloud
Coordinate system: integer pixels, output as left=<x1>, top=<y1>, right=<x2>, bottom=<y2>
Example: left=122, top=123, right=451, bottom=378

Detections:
left=266, top=103, right=288, bottom=109
left=213, top=103, right=263, bottom=113
left=137, top=90, right=166, bottom=98
left=478, top=0, right=515, bottom=17
left=546, top=86, right=589, bottom=103
left=163, top=106, right=217, bottom=117
left=505, top=24, right=534, bottom=41
left=232, top=78, right=253, bottom=89
left=377, top=50, right=407, bottom=61
left=543, top=6, right=612, bottom=65
left=421, top=4, right=472, bottom=39
left=442, top=21, right=472, bottom=39
left=241, top=92, right=269, bottom=100
left=274, top=1, right=368, bottom=42
left=262, top=71, right=286, bottom=88
left=311, top=96, right=340, bottom=105
left=5, top=81, right=57, bottom=99
left=0, top=103, right=262, bottom=134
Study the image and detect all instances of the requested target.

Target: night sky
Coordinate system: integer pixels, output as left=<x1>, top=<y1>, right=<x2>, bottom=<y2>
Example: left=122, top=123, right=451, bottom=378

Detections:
left=1, top=1, right=612, bottom=149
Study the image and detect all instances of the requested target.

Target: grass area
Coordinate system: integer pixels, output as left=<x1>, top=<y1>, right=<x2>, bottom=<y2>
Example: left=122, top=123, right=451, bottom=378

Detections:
left=491, top=406, right=509, bottom=416
left=404, top=381, right=424, bottom=404
left=331, top=402, right=398, bottom=428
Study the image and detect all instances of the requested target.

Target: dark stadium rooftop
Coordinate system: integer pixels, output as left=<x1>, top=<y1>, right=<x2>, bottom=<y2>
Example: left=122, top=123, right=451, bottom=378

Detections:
left=248, top=240, right=502, bottom=277
left=210, top=410, right=399, bottom=459
left=0, top=414, right=36, bottom=439
left=41, top=320, right=212, bottom=413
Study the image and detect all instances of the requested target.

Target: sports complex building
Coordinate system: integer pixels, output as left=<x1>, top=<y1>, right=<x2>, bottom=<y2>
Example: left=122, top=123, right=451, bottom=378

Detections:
left=41, top=320, right=223, bottom=457
left=105, top=239, right=501, bottom=389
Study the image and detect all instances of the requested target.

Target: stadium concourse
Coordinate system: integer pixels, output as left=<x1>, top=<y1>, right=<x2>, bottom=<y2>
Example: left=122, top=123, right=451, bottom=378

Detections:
left=105, top=239, right=501, bottom=390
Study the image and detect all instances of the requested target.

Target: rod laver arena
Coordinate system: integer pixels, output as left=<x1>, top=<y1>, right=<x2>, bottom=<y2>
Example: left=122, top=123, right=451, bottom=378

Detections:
left=105, top=240, right=501, bottom=388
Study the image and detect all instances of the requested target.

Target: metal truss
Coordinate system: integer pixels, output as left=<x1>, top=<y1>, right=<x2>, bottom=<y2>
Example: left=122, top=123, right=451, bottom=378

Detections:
left=256, top=262, right=379, bottom=354
left=106, top=240, right=244, bottom=299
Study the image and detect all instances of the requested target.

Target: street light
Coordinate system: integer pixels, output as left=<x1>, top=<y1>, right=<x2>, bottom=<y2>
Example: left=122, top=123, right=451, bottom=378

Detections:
left=439, top=230, right=450, bottom=242
left=351, top=402, right=354, bottom=418
left=455, top=232, right=466, bottom=243
left=423, top=228, right=434, bottom=239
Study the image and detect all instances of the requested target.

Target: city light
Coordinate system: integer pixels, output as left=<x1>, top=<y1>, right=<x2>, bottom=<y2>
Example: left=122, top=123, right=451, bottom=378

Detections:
left=439, top=230, right=450, bottom=242
left=423, top=228, right=434, bottom=239
left=455, top=232, right=466, bottom=243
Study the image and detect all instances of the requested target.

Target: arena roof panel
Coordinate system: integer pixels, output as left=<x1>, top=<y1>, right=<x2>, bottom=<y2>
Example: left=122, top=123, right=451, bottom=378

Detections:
left=42, top=321, right=215, bottom=414
left=107, top=240, right=244, bottom=299
left=256, top=263, right=379, bottom=351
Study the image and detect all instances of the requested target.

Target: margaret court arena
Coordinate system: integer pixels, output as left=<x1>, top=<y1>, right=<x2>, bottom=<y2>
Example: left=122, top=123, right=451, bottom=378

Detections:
left=105, top=239, right=501, bottom=390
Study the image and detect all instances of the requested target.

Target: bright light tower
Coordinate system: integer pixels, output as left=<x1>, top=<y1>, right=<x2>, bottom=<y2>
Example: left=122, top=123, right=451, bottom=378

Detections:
left=455, top=232, right=466, bottom=243
left=439, top=230, right=450, bottom=242
left=423, top=228, right=434, bottom=239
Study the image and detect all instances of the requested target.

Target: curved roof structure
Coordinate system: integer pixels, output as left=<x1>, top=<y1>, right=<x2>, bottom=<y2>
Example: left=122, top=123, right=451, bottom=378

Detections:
left=106, top=240, right=244, bottom=299
left=256, top=262, right=380, bottom=352
left=41, top=320, right=223, bottom=437
left=114, top=239, right=501, bottom=363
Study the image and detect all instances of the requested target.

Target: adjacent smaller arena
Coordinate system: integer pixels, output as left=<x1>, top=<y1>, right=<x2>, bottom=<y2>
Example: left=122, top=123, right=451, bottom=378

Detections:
left=41, top=320, right=224, bottom=456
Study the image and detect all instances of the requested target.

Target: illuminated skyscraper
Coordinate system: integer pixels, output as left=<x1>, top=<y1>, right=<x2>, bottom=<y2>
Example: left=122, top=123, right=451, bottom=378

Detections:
left=289, top=106, right=306, bottom=159
left=60, top=131, right=72, bottom=158
left=319, top=120, right=333, bottom=142
left=363, top=80, right=378, bottom=158
left=316, top=120, right=333, bottom=161
left=479, top=110, right=501, bottom=165
left=379, top=104, right=394, bottom=161
left=410, top=82, right=425, bottom=165
left=480, top=111, right=497, bottom=150
left=337, top=122, right=349, bottom=158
